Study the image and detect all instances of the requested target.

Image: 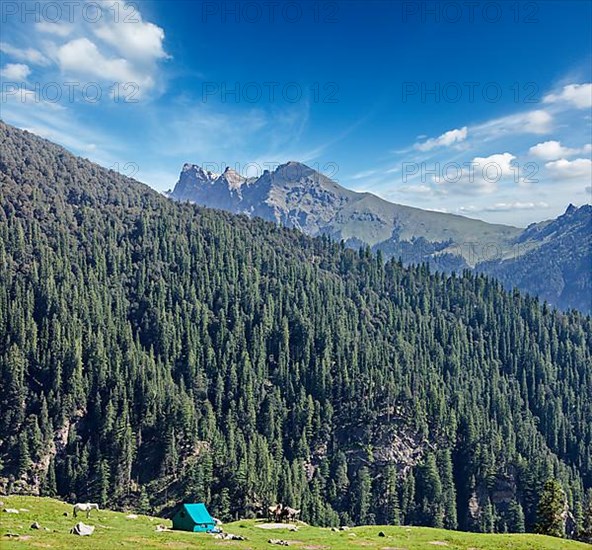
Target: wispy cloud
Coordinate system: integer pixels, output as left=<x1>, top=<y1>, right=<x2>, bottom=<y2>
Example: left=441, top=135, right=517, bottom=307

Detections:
left=35, top=21, right=74, bottom=37
left=0, top=0, right=170, bottom=175
left=0, top=62, right=31, bottom=80
left=414, top=126, right=468, bottom=152
left=545, top=158, right=592, bottom=180
left=529, top=140, right=591, bottom=160
left=0, top=42, right=49, bottom=66
left=433, top=152, right=519, bottom=195
left=544, top=83, right=592, bottom=109
left=351, top=168, right=379, bottom=180
left=471, top=110, right=553, bottom=140
left=459, top=201, right=549, bottom=213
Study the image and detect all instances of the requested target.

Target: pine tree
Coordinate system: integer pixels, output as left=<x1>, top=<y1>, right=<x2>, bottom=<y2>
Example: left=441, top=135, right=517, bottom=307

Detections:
left=579, top=489, right=592, bottom=543
left=16, top=432, right=30, bottom=475
left=219, top=487, right=231, bottom=522
left=137, top=487, right=151, bottom=515
left=416, top=453, right=443, bottom=528
left=43, top=458, right=58, bottom=497
left=480, top=498, right=495, bottom=533
left=351, top=467, right=372, bottom=525
left=438, top=450, right=457, bottom=530
left=97, top=459, right=111, bottom=507
left=400, top=470, right=415, bottom=525
left=507, top=499, right=525, bottom=533
left=384, top=465, right=400, bottom=526
left=536, top=479, right=565, bottom=538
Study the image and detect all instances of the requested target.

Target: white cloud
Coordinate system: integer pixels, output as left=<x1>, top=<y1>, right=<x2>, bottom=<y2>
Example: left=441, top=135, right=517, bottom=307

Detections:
left=1, top=87, right=39, bottom=105
left=476, top=110, right=553, bottom=139
left=473, top=153, right=517, bottom=173
left=0, top=42, right=49, bottom=66
left=458, top=201, right=549, bottom=213
left=92, top=1, right=168, bottom=63
left=0, top=63, right=31, bottom=81
left=1, top=79, right=67, bottom=112
left=56, top=38, right=154, bottom=90
left=415, top=126, right=468, bottom=151
left=351, top=168, right=379, bottom=180
left=485, top=201, right=549, bottom=212
left=529, top=140, right=581, bottom=160
left=545, top=158, right=592, bottom=180
left=35, top=21, right=74, bottom=37
left=381, top=79, right=590, bottom=224
left=544, top=83, right=592, bottom=109
left=434, top=152, right=518, bottom=194
left=397, top=185, right=433, bottom=195
left=4, top=1, right=167, bottom=97
left=515, top=111, right=553, bottom=134
left=456, top=205, right=481, bottom=214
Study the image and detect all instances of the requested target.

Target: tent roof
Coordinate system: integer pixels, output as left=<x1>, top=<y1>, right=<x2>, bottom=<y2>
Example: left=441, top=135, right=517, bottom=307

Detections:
left=182, top=503, right=214, bottom=524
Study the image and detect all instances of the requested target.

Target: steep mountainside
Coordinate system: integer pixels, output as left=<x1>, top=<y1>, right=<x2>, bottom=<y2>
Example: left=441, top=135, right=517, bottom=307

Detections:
left=171, top=163, right=591, bottom=313
left=1, top=121, right=591, bottom=537
left=477, top=204, right=592, bottom=313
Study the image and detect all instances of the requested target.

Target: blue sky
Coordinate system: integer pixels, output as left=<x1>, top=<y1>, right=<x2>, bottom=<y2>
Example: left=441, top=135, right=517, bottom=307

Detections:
left=1, top=0, right=591, bottom=225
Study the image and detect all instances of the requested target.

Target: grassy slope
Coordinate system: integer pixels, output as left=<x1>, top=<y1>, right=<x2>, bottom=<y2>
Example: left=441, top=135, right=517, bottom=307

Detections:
left=0, top=496, right=589, bottom=549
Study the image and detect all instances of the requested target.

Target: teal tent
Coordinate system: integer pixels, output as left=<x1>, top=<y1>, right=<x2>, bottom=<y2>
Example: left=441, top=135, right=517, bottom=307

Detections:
left=171, top=503, right=216, bottom=532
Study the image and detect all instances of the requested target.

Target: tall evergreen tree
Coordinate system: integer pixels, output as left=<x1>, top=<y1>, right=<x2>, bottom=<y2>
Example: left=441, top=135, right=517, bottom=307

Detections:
left=536, top=479, right=565, bottom=538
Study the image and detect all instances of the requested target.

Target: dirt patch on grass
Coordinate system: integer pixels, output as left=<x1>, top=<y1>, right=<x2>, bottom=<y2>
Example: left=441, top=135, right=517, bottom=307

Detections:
left=256, top=523, right=298, bottom=531
left=122, top=537, right=168, bottom=548
left=213, top=542, right=255, bottom=547
left=428, top=543, right=449, bottom=547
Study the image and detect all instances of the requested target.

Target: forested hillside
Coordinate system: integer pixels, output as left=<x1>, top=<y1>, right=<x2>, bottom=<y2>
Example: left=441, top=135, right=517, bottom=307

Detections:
left=0, top=121, right=591, bottom=537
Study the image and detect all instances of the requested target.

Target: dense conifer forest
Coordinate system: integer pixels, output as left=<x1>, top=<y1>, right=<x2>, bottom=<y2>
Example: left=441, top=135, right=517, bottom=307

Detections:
left=0, top=121, right=591, bottom=537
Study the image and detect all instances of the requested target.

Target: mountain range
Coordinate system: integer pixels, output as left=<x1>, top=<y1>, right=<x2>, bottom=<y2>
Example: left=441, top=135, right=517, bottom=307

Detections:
left=171, top=162, right=592, bottom=313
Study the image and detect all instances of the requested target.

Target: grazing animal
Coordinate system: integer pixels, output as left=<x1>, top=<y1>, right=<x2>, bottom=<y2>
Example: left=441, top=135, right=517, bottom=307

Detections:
left=73, top=503, right=99, bottom=519
left=268, top=504, right=283, bottom=522
left=281, top=506, right=301, bottom=523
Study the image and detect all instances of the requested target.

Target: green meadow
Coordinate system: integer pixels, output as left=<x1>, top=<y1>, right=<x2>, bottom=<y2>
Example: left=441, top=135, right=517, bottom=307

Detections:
left=0, top=496, right=589, bottom=549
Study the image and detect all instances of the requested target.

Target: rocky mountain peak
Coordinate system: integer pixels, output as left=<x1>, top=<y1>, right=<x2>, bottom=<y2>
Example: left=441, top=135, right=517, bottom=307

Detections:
left=181, top=163, right=216, bottom=179
left=171, top=163, right=219, bottom=202
left=273, top=161, right=316, bottom=182
left=219, top=166, right=246, bottom=190
left=565, top=203, right=577, bottom=215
